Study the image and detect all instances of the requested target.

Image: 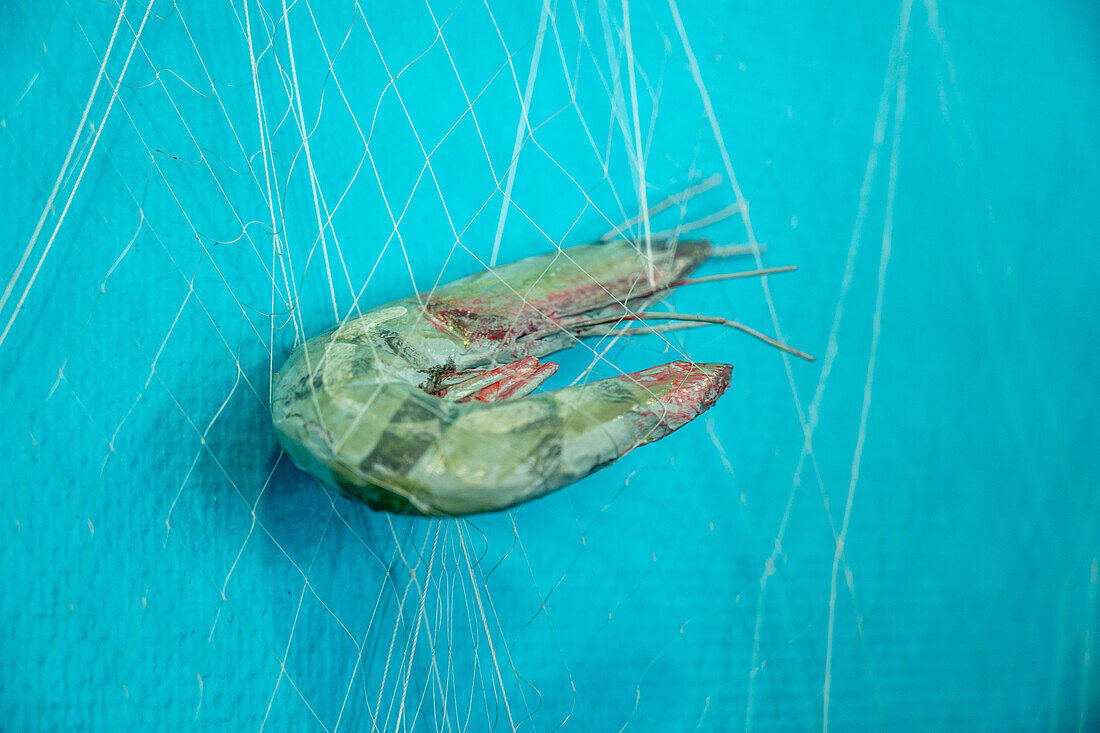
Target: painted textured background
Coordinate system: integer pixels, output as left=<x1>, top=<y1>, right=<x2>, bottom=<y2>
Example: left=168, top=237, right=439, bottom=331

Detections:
left=1, top=1, right=1097, bottom=730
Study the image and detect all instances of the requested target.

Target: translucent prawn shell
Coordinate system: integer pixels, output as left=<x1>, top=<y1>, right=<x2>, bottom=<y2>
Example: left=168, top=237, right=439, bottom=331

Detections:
left=270, top=240, right=727, bottom=516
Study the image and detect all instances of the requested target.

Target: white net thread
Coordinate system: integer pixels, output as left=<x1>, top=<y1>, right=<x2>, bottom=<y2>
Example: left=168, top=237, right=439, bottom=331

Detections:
left=2, top=0, right=1095, bottom=731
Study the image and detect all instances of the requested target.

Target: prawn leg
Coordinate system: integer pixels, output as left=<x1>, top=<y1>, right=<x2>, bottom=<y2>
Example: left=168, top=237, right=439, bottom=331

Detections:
left=435, top=356, right=559, bottom=402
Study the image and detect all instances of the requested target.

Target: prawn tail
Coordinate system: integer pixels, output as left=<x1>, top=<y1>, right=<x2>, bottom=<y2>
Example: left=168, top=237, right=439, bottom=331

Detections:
left=400, top=360, right=733, bottom=515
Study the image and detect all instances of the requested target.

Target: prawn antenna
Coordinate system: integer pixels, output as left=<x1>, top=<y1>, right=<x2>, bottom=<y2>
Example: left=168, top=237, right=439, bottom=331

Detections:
left=645, top=203, right=744, bottom=241
left=600, top=174, right=723, bottom=242
left=710, top=243, right=769, bottom=258
left=669, top=265, right=796, bottom=289
left=531, top=310, right=815, bottom=361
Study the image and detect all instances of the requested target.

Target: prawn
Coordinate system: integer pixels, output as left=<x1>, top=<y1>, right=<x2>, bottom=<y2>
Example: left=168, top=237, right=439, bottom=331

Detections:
left=271, top=199, right=811, bottom=516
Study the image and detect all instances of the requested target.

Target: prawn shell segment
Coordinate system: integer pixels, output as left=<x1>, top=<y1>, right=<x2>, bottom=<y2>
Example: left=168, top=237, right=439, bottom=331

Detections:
left=422, top=239, right=712, bottom=345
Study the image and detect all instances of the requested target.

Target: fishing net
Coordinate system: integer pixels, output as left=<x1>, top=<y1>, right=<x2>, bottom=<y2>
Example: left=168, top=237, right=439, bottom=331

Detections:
left=2, top=0, right=1096, bottom=730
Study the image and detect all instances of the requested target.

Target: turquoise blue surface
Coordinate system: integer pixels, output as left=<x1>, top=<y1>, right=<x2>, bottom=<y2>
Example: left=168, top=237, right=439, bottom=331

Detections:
left=2, top=1, right=1097, bottom=730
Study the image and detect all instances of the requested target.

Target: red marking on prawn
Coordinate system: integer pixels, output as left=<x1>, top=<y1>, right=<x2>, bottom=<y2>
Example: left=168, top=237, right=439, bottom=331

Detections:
left=426, top=303, right=550, bottom=343
left=624, top=361, right=733, bottom=431
left=472, top=360, right=558, bottom=402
